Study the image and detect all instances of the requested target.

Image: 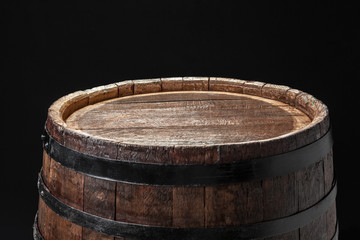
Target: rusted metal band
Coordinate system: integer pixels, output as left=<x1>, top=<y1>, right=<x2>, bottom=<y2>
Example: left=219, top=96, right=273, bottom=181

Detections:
left=41, top=127, right=333, bottom=186
left=37, top=172, right=337, bottom=240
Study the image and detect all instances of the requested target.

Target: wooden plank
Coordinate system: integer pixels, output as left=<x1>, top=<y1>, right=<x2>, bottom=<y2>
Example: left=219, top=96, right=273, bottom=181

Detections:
left=209, top=77, right=246, bottom=93
left=46, top=159, right=83, bottom=239
left=326, top=202, right=337, bottom=240
left=161, top=77, right=183, bottom=91
left=183, top=77, right=209, bottom=90
left=297, top=160, right=326, bottom=239
left=85, top=83, right=119, bottom=105
left=323, top=150, right=337, bottom=239
left=205, top=181, right=263, bottom=227
left=261, top=83, right=290, bottom=102
left=119, top=184, right=173, bottom=226
left=60, top=91, right=89, bottom=120
left=41, top=150, right=51, bottom=189
left=172, top=186, right=204, bottom=227
left=48, top=158, right=84, bottom=210
left=295, top=92, right=318, bottom=119
left=114, top=183, right=127, bottom=240
left=82, top=137, right=118, bottom=240
left=42, top=129, right=86, bottom=239
left=115, top=145, right=173, bottom=237
left=46, top=100, right=66, bottom=143
left=242, top=81, right=265, bottom=95
left=324, top=150, right=334, bottom=194
left=262, top=174, right=298, bottom=220
left=39, top=199, right=83, bottom=240
left=285, top=88, right=302, bottom=106
left=116, top=80, right=134, bottom=97
left=37, top=198, right=50, bottom=239
left=218, top=141, right=261, bottom=163
left=82, top=177, right=116, bottom=240
left=262, top=174, right=299, bottom=240
left=171, top=147, right=209, bottom=228
left=133, top=79, right=161, bottom=94
left=260, top=130, right=299, bottom=240
left=300, top=215, right=327, bottom=240
left=205, top=137, right=263, bottom=228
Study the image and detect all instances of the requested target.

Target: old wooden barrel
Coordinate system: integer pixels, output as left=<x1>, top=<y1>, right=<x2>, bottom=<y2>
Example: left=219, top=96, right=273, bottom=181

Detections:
left=34, top=77, right=337, bottom=240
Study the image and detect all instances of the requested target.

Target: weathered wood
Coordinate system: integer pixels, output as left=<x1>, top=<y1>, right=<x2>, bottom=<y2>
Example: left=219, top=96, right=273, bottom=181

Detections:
left=262, top=174, right=299, bottom=240
left=116, top=80, right=134, bottom=98
left=119, top=184, right=173, bottom=226
left=66, top=91, right=312, bottom=148
left=205, top=181, right=263, bottom=227
left=133, top=79, right=161, bottom=95
left=38, top=199, right=83, bottom=240
left=324, top=150, right=337, bottom=239
left=182, top=76, right=209, bottom=91
left=45, top=159, right=83, bottom=239
left=37, top=78, right=335, bottom=240
left=37, top=198, right=50, bottom=239
left=262, top=174, right=298, bottom=220
left=82, top=177, right=116, bottom=240
left=41, top=150, right=51, bottom=189
left=114, top=183, right=127, bottom=240
left=285, top=88, right=302, bottom=106
left=161, top=77, right=183, bottom=91
left=172, top=147, right=206, bottom=228
left=81, top=125, right=118, bottom=240
left=261, top=83, right=291, bottom=102
left=297, top=160, right=326, bottom=239
left=60, top=91, right=89, bottom=120
left=242, top=81, right=265, bottom=95
left=209, top=77, right=246, bottom=93
left=85, top=83, right=119, bottom=105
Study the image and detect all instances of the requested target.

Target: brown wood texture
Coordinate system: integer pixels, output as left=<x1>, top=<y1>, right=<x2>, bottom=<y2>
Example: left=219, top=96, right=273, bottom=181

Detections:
left=37, top=77, right=336, bottom=240
left=66, top=91, right=311, bottom=146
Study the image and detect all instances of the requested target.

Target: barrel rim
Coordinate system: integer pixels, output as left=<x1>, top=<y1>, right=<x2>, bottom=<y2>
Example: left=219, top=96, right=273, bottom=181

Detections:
left=45, top=77, right=330, bottom=160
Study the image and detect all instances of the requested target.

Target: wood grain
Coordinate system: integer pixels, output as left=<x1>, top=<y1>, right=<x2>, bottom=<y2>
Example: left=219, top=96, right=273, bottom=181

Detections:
left=209, top=77, right=246, bottom=93
left=133, top=79, right=161, bottom=95
left=66, top=91, right=311, bottom=147
left=297, top=160, right=326, bottom=239
left=86, top=83, right=119, bottom=105
left=37, top=78, right=335, bottom=240
left=116, top=184, right=173, bottom=227
left=172, top=147, right=206, bottom=228
left=82, top=177, right=116, bottom=240
left=161, top=77, right=183, bottom=91
left=43, top=158, right=83, bottom=239
left=183, top=76, right=209, bottom=90
left=205, top=181, right=264, bottom=227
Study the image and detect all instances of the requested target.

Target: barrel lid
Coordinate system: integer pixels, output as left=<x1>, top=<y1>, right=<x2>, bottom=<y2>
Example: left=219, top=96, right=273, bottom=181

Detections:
left=46, top=77, right=330, bottom=164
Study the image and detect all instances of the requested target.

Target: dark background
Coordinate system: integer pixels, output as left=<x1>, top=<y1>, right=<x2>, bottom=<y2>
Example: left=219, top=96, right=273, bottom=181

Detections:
left=3, top=1, right=358, bottom=239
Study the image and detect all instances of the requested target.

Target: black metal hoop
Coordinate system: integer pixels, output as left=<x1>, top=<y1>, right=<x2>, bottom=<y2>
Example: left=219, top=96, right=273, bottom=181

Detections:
left=42, top=127, right=333, bottom=186
left=37, top=172, right=337, bottom=240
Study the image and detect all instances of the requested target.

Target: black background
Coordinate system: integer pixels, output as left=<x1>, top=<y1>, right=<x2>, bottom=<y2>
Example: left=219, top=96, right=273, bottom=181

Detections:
left=2, top=1, right=358, bottom=239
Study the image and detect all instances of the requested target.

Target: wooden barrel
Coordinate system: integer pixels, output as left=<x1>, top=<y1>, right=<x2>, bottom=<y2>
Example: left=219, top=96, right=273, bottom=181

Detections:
left=34, top=77, right=338, bottom=240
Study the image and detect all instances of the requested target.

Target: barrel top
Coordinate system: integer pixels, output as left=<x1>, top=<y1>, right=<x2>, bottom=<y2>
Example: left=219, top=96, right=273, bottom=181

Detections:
left=46, top=77, right=330, bottom=162
left=66, top=91, right=311, bottom=146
